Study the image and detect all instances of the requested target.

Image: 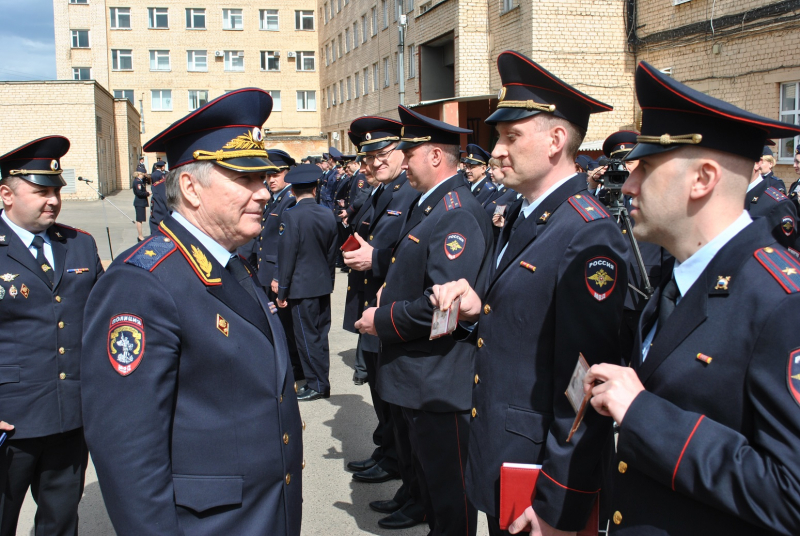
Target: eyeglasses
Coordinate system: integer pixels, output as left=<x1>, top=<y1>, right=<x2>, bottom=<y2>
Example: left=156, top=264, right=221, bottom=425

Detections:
left=362, top=146, right=398, bottom=166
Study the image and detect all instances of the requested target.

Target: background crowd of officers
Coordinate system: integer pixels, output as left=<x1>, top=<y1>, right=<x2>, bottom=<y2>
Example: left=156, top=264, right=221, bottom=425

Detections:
left=3, top=48, right=800, bottom=536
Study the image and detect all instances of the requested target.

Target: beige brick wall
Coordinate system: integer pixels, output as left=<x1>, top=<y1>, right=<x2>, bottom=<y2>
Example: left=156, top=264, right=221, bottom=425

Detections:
left=114, top=98, right=143, bottom=190
left=54, top=0, right=110, bottom=87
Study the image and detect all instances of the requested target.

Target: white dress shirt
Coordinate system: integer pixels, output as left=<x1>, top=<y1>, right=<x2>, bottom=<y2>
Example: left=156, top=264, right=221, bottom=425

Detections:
left=172, top=212, right=234, bottom=268
left=2, top=211, right=54, bottom=268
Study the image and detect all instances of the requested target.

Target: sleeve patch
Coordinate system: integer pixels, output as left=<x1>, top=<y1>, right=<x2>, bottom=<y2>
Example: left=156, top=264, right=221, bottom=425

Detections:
left=568, top=194, right=610, bottom=222
left=585, top=256, right=617, bottom=301
left=444, top=233, right=466, bottom=260
left=124, top=236, right=176, bottom=272
left=764, top=187, right=788, bottom=202
left=782, top=216, right=795, bottom=237
left=444, top=192, right=462, bottom=211
left=754, top=246, right=800, bottom=294
left=358, top=179, right=365, bottom=188
left=788, top=349, right=800, bottom=408
left=279, top=223, right=286, bottom=235
left=108, top=314, right=145, bottom=376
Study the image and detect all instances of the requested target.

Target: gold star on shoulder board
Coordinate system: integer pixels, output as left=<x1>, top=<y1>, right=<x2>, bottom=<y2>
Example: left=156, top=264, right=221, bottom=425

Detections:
left=144, top=250, right=157, bottom=257
left=783, top=267, right=798, bottom=276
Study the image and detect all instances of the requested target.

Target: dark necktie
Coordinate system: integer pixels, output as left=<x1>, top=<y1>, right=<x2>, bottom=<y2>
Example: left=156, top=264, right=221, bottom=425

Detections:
left=227, top=255, right=259, bottom=304
left=656, top=277, right=679, bottom=336
left=31, top=235, right=54, bottom=285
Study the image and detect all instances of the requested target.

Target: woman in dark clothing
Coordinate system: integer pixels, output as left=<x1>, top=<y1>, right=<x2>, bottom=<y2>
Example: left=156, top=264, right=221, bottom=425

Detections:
left=132, top=172, right=150, bottom=241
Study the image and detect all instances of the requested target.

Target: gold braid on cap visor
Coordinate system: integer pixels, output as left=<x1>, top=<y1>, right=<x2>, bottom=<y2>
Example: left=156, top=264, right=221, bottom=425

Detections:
left=495, top=100, right=556, bottom=113
left=192, top=149, right=272, bottom=161
left=636, top=133, right=703, bottom=145
left=359, top=136, right=400, bottom=146
left=399, top=136, right=432, bottom=143
left=9, top=169, right=63, bottom=175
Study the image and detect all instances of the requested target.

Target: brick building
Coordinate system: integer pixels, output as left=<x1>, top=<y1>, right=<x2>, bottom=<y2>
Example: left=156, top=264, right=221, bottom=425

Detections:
left=53, top=0, right=328, bottom=166
left=0, top=80, right=141, bottom=200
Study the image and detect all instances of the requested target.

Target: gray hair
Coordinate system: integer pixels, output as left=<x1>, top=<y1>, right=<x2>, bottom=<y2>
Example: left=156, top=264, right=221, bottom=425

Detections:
left=165, top=161, right=213, bottom=209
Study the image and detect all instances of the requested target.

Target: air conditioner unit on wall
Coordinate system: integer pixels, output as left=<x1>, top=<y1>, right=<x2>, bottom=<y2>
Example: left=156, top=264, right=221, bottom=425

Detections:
left=287, top=51, right=296, bottom=58
left=215, top=51, right=223, bottom=57
left=274, top=51, right=280, bottom=57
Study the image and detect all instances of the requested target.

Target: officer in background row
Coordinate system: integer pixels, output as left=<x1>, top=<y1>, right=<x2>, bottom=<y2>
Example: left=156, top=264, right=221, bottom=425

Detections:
left=432, top=51, right=630, bottom=535
left=136, top=156, right=147, bottom=174
left=81, top=89, right=303, bottom=535
left=0, top=136, right=104, bottom=536
left=277, top=164, right=339, bottom=402
left=356, top=105, right=494, bottom=536
left=148, top=160, right=168, bottom=236
left=463, top=144, right=498, bottom=206
left=788, top=145, right=800, bottom=211
left=745, top=146, right=797, bottom=248
left=132, top=171, right=150, bottom=242
left=584, top=60, right=800, bottom=536
left=758, top=145, right=786, bottom=192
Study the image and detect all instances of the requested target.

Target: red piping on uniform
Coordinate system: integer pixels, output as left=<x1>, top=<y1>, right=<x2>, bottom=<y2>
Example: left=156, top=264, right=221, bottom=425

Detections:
left=672, top=415, right=705, bottom=491
left=540, top=470, right=599, bottom=494
left=390, top=302, right=405, bottom=341
left=583, top=194, right=610, bottom=218
left=568, top=198, right=592, bottom=222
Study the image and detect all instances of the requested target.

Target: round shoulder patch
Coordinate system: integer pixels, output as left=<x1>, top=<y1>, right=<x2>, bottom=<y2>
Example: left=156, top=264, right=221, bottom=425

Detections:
left=444, top=233, right=466, bottom=260
left=789, top=349, right=800, bottom=408
left=585, top=256, right=617, bottom=301
left=108, top=314, right=145, bottom=376
left=782, top=216, right=794, bottom=237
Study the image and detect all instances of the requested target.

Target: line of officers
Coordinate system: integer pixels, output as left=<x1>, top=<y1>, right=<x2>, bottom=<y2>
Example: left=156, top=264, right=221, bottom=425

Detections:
left=3, top=47, right=800, bottom=536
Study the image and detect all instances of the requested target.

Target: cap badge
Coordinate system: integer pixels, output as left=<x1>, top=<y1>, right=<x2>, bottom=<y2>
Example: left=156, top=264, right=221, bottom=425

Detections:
left=252, top=127, right=263, bottom=143
left=223, top=130, right=265, bottom=151
left=365, top=132, right=372, bottom=141
left=497, top=87, right=507, bottom=102
left=400, top=127, right=405, bottom=137
left=50, top=159, right=59, bottom=171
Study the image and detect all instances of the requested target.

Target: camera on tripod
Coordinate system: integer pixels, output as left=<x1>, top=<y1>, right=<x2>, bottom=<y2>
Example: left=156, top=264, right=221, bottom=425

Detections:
left=595, top=156, right=629, bottom=191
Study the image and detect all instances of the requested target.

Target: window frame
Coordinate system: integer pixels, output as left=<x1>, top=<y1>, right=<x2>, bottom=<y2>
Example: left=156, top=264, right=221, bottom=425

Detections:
left=373, top=62, right=379, bottom=91
left=113, top=89, right=135, bottom=104
left=361, top=14, right=368, bottom=43
left=345, top=28, right=351, bottom=53
left=187, top=50, right=208, bottom=72
left=383, top=57, right=389, bottom=87
left=224, top=50, right=245, bottom=71
left=188, top=90, right=209, bottom=111
left=353, top=21, right=359, bottom=48
left=363, top=67, right=370, bottom=94
left=260, top=51, right=280, bottom=72
left=295, top=10, right=314, bottom=30
left=111, top=49, right=133, bottom=70
left=778, top=81, right=800, bottom=163
left=72, top=67, right=91, bottom=80
left=371, top=7, right=377, bottom=36
left=408, top=44, right=415, bottom=78
left=222, top=8, right=244, bottom=30
left=296, top=51, right=316, bottom=72
left=354, top=71, right=360, bottom=98
left=296, top=90, right=316, bottom=112
left=148, top=7, right=169, bottom=29
left=149, top=49, right=171, bottom=71
left=151, top=89, right=173, bottom=111
left=185, top=8, right=206, bottom=29
left=260, top=9, right=279, bottom=30
left=70, top=29, right=90, bottom=48
left=109, top=7, right=131, bottom=29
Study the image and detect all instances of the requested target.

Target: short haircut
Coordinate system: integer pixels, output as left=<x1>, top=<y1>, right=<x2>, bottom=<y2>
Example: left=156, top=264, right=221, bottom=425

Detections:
left=535, top=114, right=586, bottom=160
left=291, top=183, right=316, bottom=196
left=432, top=143, right=461, bottom=167
left=0, top=176, right=22, bottom=191
left=166, top=161, right=213, bottom=209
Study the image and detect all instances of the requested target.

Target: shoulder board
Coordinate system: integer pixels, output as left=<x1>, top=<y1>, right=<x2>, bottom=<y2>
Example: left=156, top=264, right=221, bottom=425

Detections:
left=56, top=223, right=91, bottom=236
left=124, top=236, right=177, bottom=272
left=153, top=178, right=166, bottom=187
left=568, top=194, right=610, bottom=222
left=764, top=187, right=788, bottom=202
left=754, top=246, right=800, bottom=294
left=443, top=192, right=462, bottom=211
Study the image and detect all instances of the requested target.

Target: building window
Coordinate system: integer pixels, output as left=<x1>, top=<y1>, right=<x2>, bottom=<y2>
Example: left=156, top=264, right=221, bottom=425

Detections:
left=331, top=85, right=337, bottom=106
left=70, top=30, right=89, bottom=48
left=339, top=81, right=344, bottom=104
left=188, top=90, right=208, bottom=111
left=224, top=50, right=244, bottom=71
left=337, top=0, right=342, bottom=13
left=408, top=0, right=414, bottom=11
left=329, top=2, right=334, bottom=20
left=260, top=51, right=279, bottom=71
left=395, top=52, right=399, bottom=83
left=186, top=8, right=205, bottom=29
left=296, top=51, right=315, bottom=71
left=779, top=81, right=800, bottom=162
left=223, top=9, right=243, bottom=30
left=324, top=3, right=329, bottom=23
left=69, top=0, right=88, bottom=4
left=110, top=8, right=131, bottom=29
left=187, top=50, right=207, bottom=71
left=353, top=22, right=359, bottom=48
left=337, top=35, right=342, bottom=58
left=363, top=67, right=369, bottom=94
left=297, top=91, right=316, bottom=111
left=395, top=0, right=400, bottom=20
left=113, top=89, right=134, bottom=104
left=383, top=57, right=389, bottom=87
left=148, top=7, right=169, bottom=28
left=382, top=0, right=388, bottom=28
left=111, top=49, right=133, bottom=70
left=361, top=14, right=368, bottom=42
left=354, top=72, right=360, bottom=98
left=260, top=9, right=278, bottom=30
left=295, top=10, right=314, bottom=30
left=149, top=50, right=170, bottom=71
left=345, top=29, right=350, bottom=53
left=501, top=0, right=515, bottom=13
left=151, top=89, right=172, bottom=111
left=326, top=44, right=331, bottom=65
left=408, top=44, right=415, bottom=78
left=72, top=67, right=91, bottom=80
left=346, top=77, right=352, bottom=100
left=266, top=90, right=281, bottom=111
left=371, top=7, right=377, bottom=36
left=372, top=63, right=379, bottom=91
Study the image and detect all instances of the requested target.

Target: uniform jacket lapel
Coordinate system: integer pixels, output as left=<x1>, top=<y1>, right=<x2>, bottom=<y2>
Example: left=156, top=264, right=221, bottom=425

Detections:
left=253, top=281, right=286, bottom=387
left=0, top=217, right=52, bottom=288
left=744, top=179, right=769, bottom=210
left=397, top=175, right=459, bottom=240
left=48, top=226, right=67, bottom=289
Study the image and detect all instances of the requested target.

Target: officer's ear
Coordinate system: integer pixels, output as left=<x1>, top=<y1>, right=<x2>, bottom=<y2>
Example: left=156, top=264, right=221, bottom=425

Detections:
left=179, top=170, right=203, bottom=209
left=0, top=182, right=15, bottom=207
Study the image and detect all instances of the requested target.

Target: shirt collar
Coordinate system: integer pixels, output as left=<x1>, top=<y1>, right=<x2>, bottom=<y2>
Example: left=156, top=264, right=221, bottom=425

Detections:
left=470, top=179, right=481, bottom=192
left=672, top=210, right=752, bottom=296
left=1, top=211, right=50, bottom=248
left=172, top=212, right=235, bottom=268
left=520, top=174, right=576, bottom=218
left=275, top=184, right=292, bottom=198
left=746, top=176, right=763, bottom=193
left=417, top=175, right=455, bottom=206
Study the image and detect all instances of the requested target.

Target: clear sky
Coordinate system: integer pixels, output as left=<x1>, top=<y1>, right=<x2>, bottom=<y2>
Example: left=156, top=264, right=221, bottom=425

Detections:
left=0, top=0, right=57, bottom=81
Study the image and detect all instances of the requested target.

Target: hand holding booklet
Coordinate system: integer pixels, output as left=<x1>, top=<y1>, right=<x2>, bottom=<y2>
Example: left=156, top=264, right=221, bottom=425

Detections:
left=430, top=296, right=461, bottom=339
left=340, top=234, right=361, bottom=252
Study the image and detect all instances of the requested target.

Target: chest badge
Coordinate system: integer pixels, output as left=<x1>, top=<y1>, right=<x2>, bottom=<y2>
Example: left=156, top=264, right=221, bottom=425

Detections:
left=217, top=314, right=230, bottom=337
left=714, top=276, right=731, bottom=291
left=0, top=274, right=18, bottom=282
left=0, top=286, right=4, bottom=300
left=107, top=314, right=145, bottom=376
left=585, top=256, right=617, bottom=301
left=20, top=284, right=29, bottom=299
left=444, top=233, right=466, bottom=260
left=8, top=285, right=17, bottom=298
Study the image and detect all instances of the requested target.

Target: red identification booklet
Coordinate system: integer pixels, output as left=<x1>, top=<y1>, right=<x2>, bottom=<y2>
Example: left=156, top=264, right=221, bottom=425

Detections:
left=340, top=234, right=361, bottom=252
left=499, top=463, right=598, bottom=535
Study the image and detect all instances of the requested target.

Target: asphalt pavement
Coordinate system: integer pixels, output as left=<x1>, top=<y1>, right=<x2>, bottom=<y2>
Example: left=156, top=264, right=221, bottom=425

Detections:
left=15, top=189, right=489, bottom=535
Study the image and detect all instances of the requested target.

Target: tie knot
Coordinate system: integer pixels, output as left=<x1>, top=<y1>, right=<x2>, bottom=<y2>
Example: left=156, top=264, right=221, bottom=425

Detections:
left=31, top=235, right=45, bottom=250
left=663, top=278, right=680, bottom=301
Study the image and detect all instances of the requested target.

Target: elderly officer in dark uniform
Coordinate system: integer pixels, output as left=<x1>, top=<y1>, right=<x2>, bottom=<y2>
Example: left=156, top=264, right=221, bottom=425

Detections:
left=463, top=144, right=497, bottom=206
left=0, top=136, right=103, bottom=536
left=582, top=62, right=800, bottom=536
left=276, top=164, right=338, bottom=402
left=356, top=105, right=494, bottom=536
left=80, top=89, right=303, bottom=536
left=148, top=159, right=168, bottom=236
left=432, top=51, right=630, bottom=536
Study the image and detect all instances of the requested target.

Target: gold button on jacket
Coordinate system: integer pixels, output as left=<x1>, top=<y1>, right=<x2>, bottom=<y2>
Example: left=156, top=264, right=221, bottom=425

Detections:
left=283, top=433, right=289, bottom=444
left=477, top=338, right=484, bottom=348
left=59, top=372, right=66, bottom=380
left=483, top=304, right=491, bottom=315
left=618, top=461, right=628, bottom=473
left=613, top=511, right=622, bottom=525
left=471, top=408, right=477, bottom=418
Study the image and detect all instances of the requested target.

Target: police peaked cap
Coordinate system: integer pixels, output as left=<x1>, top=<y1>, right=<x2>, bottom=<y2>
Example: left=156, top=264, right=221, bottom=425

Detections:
left=396, top=105, right=472, bottom=150
left=626, top=62, right=800, bottom=162
left=0, top=136, right=69, bottom=187
left=461, top=144, right=492, bottom=166
left=487, top=51, right=612, bottom=130
left=285, top=163, right=324, bottom=185
left=267, top=149, right=296, bottom=170
left=143, top=88, right=277, bottom=173
left=350, top=116, right=404, bottom=153
left=603, top=131, right=639, bottom=158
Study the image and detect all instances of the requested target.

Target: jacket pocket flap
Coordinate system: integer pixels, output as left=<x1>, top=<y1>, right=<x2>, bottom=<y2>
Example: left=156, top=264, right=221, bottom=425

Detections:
left=0, top=366, right=20, bottom=385
left=173, top=475, right=243, bottom=513
left=505, top=406, right=552, bottom=444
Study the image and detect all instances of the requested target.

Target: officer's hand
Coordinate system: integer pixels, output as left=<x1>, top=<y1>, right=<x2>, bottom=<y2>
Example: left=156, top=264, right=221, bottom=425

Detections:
left=355, top=307, right=377, bottom=336
left=276, top=299, right=288, bottom=308
left=430, top=279, right=482, bottom=322
left=343, top=234, right=374, bottom=271
left=0, top=421, right=14, bottom=431
left=376, top=286, right=382, bottom=307
left=586, top=166, right=607, bottom=189
left=509, top=506, right=576, bottom=535
left=271, top=280, right=279, bottom=294
left=584, top=364, right=645, bottom=425
left=492, top=213, right=506, bottom=228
